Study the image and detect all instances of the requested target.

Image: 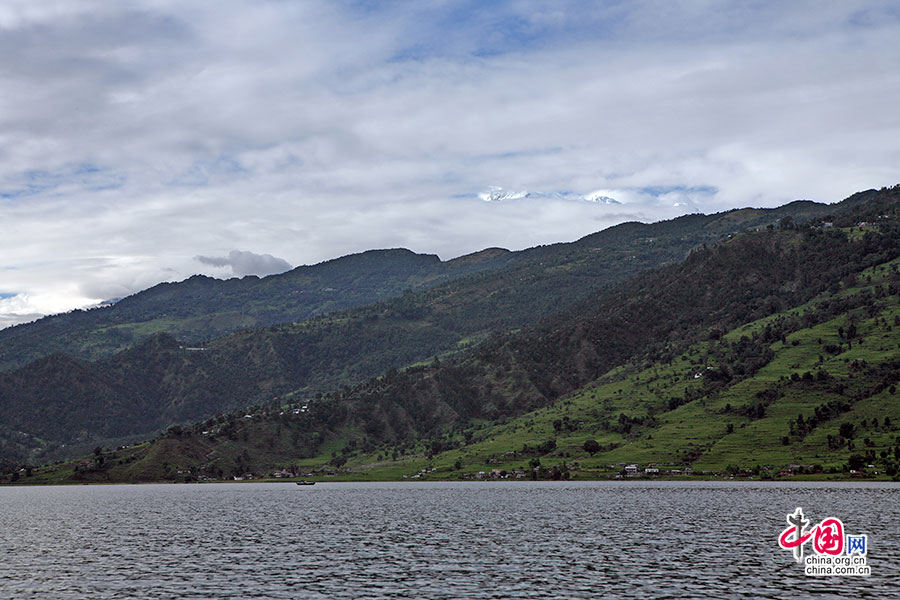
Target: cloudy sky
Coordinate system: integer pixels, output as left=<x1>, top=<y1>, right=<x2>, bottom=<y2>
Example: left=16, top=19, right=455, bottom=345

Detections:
left=1, top=1, right=899, bottom=327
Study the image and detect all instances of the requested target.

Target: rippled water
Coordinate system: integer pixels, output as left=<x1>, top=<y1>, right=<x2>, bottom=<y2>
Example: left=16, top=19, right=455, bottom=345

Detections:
left=0, top=481, right=897, bottom=599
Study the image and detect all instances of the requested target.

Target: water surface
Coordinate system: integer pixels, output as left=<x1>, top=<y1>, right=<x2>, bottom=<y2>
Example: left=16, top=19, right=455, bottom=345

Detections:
left=1, top=481, right=897, bottom=599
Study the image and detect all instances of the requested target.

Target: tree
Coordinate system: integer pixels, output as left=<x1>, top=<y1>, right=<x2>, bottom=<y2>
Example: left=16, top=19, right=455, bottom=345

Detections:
left=839, top=422, right=856, bottom=439
left=847, top=454, right=866, bottom=471
left=583, top=440, right=601, bottom=456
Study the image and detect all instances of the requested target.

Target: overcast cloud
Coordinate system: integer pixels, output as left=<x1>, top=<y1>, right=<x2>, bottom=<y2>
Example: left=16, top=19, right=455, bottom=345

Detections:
left=196, top=250, right=292, bottom=278
left=1, top=1, right=899, bottom=326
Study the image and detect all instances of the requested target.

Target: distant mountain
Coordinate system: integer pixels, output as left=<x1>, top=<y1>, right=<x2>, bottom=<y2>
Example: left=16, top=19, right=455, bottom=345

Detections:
left=478, top=186, right=622, bottom=204
left=0, top=190, right=875, bottom=464
left=0, top=247, right=517, bottom=372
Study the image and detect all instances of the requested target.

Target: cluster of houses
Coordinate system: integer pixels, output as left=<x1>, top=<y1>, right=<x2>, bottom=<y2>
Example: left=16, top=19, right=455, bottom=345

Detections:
left=619, top=463, right=692, bottom=477
left=471, top=469, right=528, bottom=479
left=406, top=468, right=532, bottom=480
left=813, top=219, right=889, bottom=231
left=170, top=467, right=326, bottom=481
left=778, top=464, right=815, bottom=476
left=229, top=469, right=327, bottom=481
left=404, top=467, right=437, bottom=479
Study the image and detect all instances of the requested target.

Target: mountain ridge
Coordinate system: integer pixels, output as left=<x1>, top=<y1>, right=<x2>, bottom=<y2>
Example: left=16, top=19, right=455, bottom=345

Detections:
left=0, top=246, right=516, bottom=372
left=2, top=190, right=892, bottom=467
left=0, top=195, right=841, bottom=371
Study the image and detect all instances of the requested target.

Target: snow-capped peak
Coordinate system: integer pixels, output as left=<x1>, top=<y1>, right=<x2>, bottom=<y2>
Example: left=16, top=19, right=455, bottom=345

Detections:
left=477, top=186, right=624, bottom=205
left=582, top=191, right=621, bottom=204
left=478, top=187, right=531, bottom=202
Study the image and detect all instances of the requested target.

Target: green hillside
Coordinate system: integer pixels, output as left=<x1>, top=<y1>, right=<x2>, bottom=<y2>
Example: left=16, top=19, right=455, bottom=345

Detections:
left=414, top=256, right=900, bottom=480
left=16, top=186, right=900, bottom=484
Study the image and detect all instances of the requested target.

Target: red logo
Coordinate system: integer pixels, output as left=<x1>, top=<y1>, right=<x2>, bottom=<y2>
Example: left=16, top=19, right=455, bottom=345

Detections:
left=813, top=518, right=844, bottom=556
left=778, top=508, right=847, bottom=562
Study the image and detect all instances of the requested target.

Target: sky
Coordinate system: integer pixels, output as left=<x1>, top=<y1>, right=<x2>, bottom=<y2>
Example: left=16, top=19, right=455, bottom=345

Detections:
left=1, top=1, right=900, bottom=327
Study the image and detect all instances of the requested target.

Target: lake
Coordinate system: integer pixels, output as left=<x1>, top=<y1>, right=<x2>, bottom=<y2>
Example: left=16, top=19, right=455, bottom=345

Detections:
left=0, top=481, right=897, bottom=599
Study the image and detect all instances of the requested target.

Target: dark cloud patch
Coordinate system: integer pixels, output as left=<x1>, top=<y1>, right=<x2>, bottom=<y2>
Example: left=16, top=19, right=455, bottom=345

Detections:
left=195, top=250, right=292, bottom=277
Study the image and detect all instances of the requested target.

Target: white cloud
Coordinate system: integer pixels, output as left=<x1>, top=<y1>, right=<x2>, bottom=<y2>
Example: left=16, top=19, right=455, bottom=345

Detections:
left=195, top=250, right=292, bottom=278
left=0, top=1, right=899, bottom=327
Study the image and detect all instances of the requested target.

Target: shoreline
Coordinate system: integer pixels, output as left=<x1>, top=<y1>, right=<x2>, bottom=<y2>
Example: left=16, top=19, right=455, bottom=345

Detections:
left=4, top=474, right=898, bottom=487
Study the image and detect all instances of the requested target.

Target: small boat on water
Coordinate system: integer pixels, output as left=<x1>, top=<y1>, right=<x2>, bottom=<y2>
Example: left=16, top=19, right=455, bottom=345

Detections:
left=296, top=480, right=316, bottom=486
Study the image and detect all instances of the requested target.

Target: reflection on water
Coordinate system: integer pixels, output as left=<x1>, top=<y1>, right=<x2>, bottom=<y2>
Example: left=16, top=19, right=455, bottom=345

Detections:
left=0, top=481, right=897, bottom=599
